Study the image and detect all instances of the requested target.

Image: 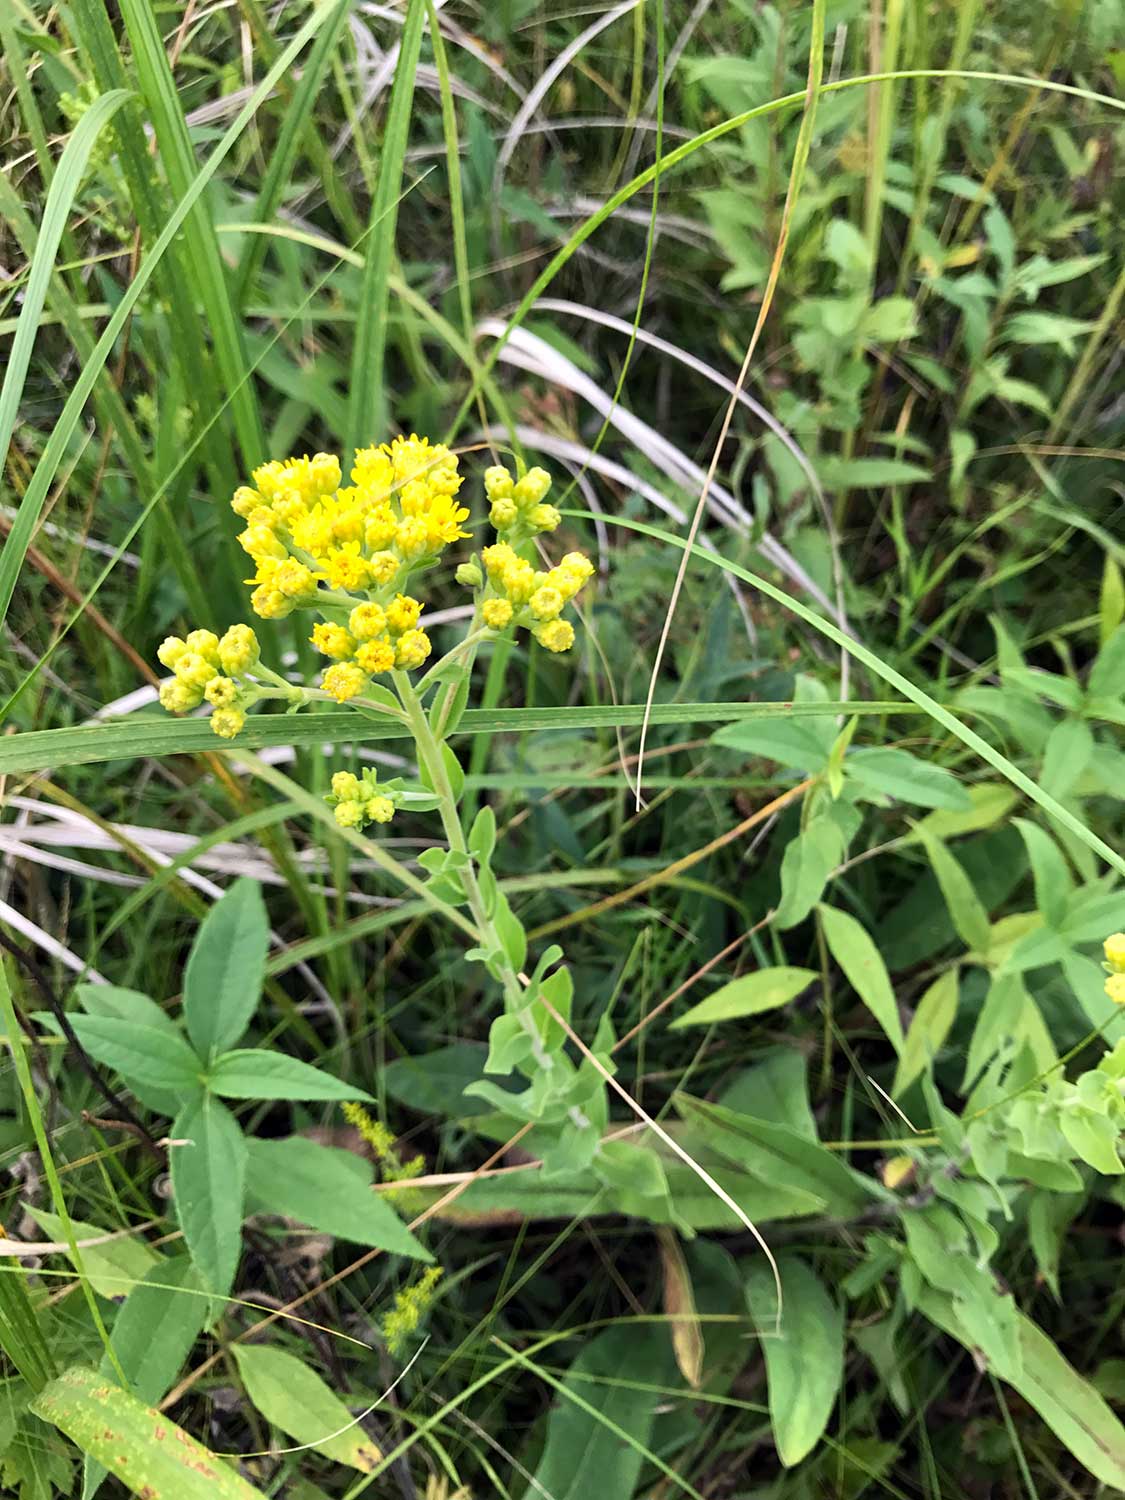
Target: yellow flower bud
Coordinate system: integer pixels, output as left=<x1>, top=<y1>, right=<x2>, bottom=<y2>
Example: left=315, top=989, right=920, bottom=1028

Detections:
left=367, top=551, right=400, bottom=585
left=502, top=560, right=537, bottom=605
left=385, top=594, right=423, bottom=634
left=529, top=503, right=561, bottom=533
left=331, top=771, right=362, bottom=800
left=250, top=585, right=294, bottom=620
left=355, top=638, right=396, bottom=675
left=218, top=623, right=260, bottom=674
left=156, top=636, right=188, bottom=669
left=238, top=526, right=286, bottom=560
left=534, top=618, right=575, bottom=653
left=1107, top=973, right=1125, bottom=1006
left=159, top=679, right=203, bottom=713
left=322, top=662, right=368, bottom=702
left=334, top=800, right=365, bottom=829
left=512, top=466, right=552, bottom=507
left=210, top=707, right=246, bottom=739
left=184, top=629, right=220, bottom=666
left=481, top=542, right=517, bottom=579
left=489, top=498, right=519, bottom=530
left=529, top=586, right=563, bottom=621
left=349, top=602, right=387, bottom=641
left=368, top=795, right=395, bottom=824
left=310, top=622, right=356, bottom=660
left=1105, top=934, right=1125, bottom=974
left=394, top=629, right=431, bottom=670
left=203, top=676, right=238, bottom=708
left=484, top=465, right=514, bottom=502
left=395, top=517, right=429, bottom=559
left=173, top=652, right=215, bottom=689
left=309, top=451, right=342, bottom=493
left=231, top=485, right=260, bottom=517
left=456, top=560, right=483, bottom=588
left=274, top=559, right=317, bottom=599
left=482, top=598, right=513, bottom=629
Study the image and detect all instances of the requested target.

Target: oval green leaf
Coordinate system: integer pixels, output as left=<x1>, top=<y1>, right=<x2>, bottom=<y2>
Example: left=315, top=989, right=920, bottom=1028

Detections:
left=672, top=967, right=819, bottom=1028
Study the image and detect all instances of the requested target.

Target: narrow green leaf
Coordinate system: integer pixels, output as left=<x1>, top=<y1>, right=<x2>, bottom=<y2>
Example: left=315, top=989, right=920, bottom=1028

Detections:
left=170, top=1095, right=246, bottom=1298
left=671, top=967, right=818, bottom=1028
left=892, top=969, right=959, bottom=1097
left=184, top=879, right=269, bottom=1060
left=1014, top=818, right=1072, bottom=930
left=916, top=826, right=993, bottom=953
left=846, top=747, right=970, bottom=810
left=209, top=1049, right=373, bottom=1102
left=31, top=1365, right=264, bottom=1499
left=233, top=1345, right=381, bottom=1472
left=245, top=1137, right=430, bottom=1261
left=775, top=819, right=842, bottom=930
left=818, top=904, right=904, bottom=1052
left=746, top=1255, right=844, bottom=1466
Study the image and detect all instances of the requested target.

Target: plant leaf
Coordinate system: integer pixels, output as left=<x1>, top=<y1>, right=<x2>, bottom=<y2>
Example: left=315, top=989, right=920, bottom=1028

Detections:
left=672, top=966, right=818, bottom=1028
left=208, top=1049, right=373, bottom=1102
left=184, top=878, right=269, bottom=1060
left=818, top=904, right=904, bottom=1052
left=170, top=1094, right=246, bottom=1299
left=233, top=1344, right=381, bottom=1472
left=916, top=826, right=992, bottom=954
left=892, top=968, right=959, bottom=1097
left=244, top=1137, right=430, bottom=1261
left=746, top=1254, right=844, bottom=1466
left=67, top=1015, right=203, bottom=1095
left=23, top=1209, right=159, bottom=1303
left=846, top=747, right=970, bottom=810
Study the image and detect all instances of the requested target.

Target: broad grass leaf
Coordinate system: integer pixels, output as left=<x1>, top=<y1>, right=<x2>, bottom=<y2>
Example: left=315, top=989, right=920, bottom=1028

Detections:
left=671, top=966, right=818, bottom=1028
left=818, top=904, right=904, bottom=1053
left=917, top=1290, right=1125, bottom=1490
left=245, top=1137, right=431, bottom=1262
left=892, top=969, right=959, bottom=1097
left=31, top=1365, right=263, bottom=1499
left=208, top=1049, right=373, bottom=1102
left=846, top=747, right=970, bottom=810
left=170, top=1094, right=246, bottom=1299
left=522, top=1324, right=675, bottom=1500
left=183, top=878, right=269, bottom=1060
left=67, top=1016, right=203, bottom=1096
left=745, top=1255, right=843, bottom=1466
left=23, top=1209, right=159, bottom=1303
left=232, top=1345, right=380, bottom=1472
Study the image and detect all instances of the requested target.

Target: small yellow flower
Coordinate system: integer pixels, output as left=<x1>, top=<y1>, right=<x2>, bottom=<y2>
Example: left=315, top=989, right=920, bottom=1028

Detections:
left=502, top=561, right=537, bottom=605
left=203, top=676, right=238, bottom=708
left=368, top=795, right=395, bottom=824
left=1105, top=934, right=1125, bottom=974
left=231, top=485, right=261, bottom=518
left=331, top=771, right=362, bottom=800
left=273, top=559, right=318, bottom=599
left=159, top=679, right=202, bottom=713
left=513, top=467, right=552, bottom=508
left=481, top=542, right=517, bottom=579
left=561, top=551, right=594, bottom=581
left=323, top=662, right=368, bottom=702
left=534, top=619, right=575, bottom=653
left=218, top=623, right=260, bottom=674
left=355, top=638, right=396, bottom=674
left=367, top=550, right=400, bottom=585
left=184, top=629, right=221, bottom=665
left=334, top=800, right=365, bottom=829
left=1107, top=974, right=1125, bottom=1006
left=250, top=584, right=294, bottom=620
left=349, top=602, right=387, bottom=641
left=529, top=586, right=563, bottom=621
left=238, top=525, right=286, bottom=560
left=173, top=652, right=215, bottom=689
left=482, top=598, right=513, bottom=629
left=157, top=636, right=188, bottom=669
left=489, top=498, right=519, bottom=530
left=364, top=503, right=399, bottom=551
left=210, top=707, right=246, bottom=739
left=528, top=503, right=561, bottom=533
left=310, top=622, right=356, bottom=660
left=385, top=594, right=423, bottom=634
left=394, top=629, right=431, bottom=670
left=322, top=546, right=371, bottom=591
left=483, top=465, right=513, bottom=502
left=395, top=517, right=429, bottom=559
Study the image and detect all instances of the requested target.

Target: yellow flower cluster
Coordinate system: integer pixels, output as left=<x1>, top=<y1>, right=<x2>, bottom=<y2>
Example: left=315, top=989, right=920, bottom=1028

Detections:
left=326, top=769, right=399, bottom=830
left=483, top=463, right=560, bottom=538
left=233, top=436, right=467, bottom=617
left=478, top=542, right=593, bottom=653
left=381, top=1266, right=444, bottom=1357
left=1106, top=933, right=1125, bottom=1005
left=156, top=625, right=261, bottom=739
left=310, top=593, right=431, bottom=702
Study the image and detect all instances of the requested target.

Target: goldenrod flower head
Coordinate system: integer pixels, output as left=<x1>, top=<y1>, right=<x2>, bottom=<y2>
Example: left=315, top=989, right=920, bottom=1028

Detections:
left=1105, top=934, right=1125, bottom=974
left=210, top=707, right=246, bottom=739
left=310, top=622, right=356, bottom=660
left=502, top=560, right=537, bottom=605
left=385, top=594, right=422, bottom=635
left=484, top=465, right=514, bottom=502
left=249, top=584, right=294, bottom=620
left=184, top=629, right=221, bottom=666
left=363, top=503, right=399, bottom=551
left=534, top=618, right=575, bottom=653
left=395, top=517, right=429, bottom=559
left=1107, top=973, right=1125, bottom=1006
left=334, top=799, right=366, bottom=829
left=218, top=623, right=260, bottom=674
left=349, top=602, right=387, bottom=641
left=231, top=485, right=260, bottom=518
left=355, top=638, right=396, bottom=674
left=489, top=498, right=519, bottom=531
left=323, top=662, right=368, bottom=702
left=482, top=598, right=513, bottom=629
left=323, top=544, right=372, bottom=591
left=173, top=652, right=216, bottom=689
left=238, top=525, right=286, bottom=561
left=157, top=635, right=188, bottom=669
left=368, top=794, right=395, bottom=824
left=331, top=771, right=362, bottom=801
left=159, top=678, right=203, bottom=713
left=561, top=552, right=594, bottom=581
left=529, top=503, right=561, bottom=533
left=203, top=676, right=238, bottom=708
left=273, top=558, right=318, bottom=599
left=368, top=550, right=400, bottom=585
left=529, top=586, right=563, bottom=621
left=512, top=466, right=552, bottom=508
left=482, top=542, right=518, bottom=579
left=382, top=1267, right=444, bottom=1357
left=456, top=560, right=483, bottom=588
left=394, top=629, right=431, bottom=670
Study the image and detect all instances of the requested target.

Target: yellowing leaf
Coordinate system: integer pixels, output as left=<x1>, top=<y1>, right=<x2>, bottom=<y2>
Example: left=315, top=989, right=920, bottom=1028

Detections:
left=671, top=967, right=818, bottom=1028
left=658, top=1229, right=703, bottom=1389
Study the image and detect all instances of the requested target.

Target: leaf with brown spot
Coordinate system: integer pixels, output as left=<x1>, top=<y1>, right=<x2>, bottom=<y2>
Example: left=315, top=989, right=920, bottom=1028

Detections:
left=659, top=1228, right=704, bottom=1389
